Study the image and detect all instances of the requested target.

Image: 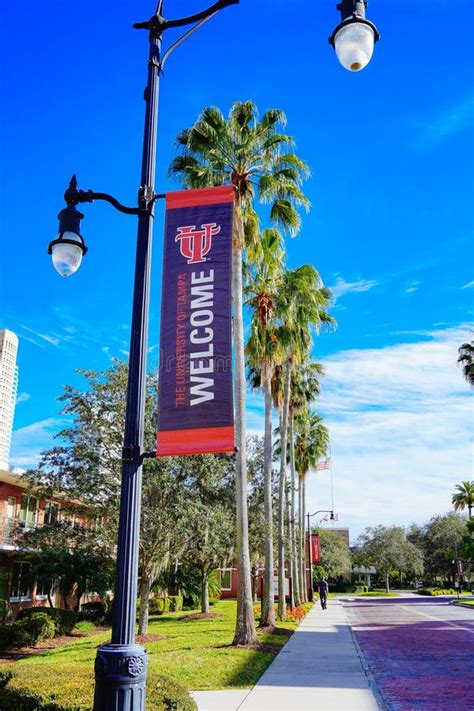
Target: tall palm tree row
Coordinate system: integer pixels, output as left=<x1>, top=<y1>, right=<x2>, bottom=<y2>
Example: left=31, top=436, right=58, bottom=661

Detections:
left=170, top=102, right=310, bottom=644
left=274, top=266, right=334, bottom=616
left=245, top=228, right=285, bottom=627
left=294, top=410, right=330, bottom=601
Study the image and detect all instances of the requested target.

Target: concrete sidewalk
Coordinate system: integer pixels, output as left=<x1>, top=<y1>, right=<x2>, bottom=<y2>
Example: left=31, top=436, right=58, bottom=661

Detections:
left=192, top=599, right=380, bottom=711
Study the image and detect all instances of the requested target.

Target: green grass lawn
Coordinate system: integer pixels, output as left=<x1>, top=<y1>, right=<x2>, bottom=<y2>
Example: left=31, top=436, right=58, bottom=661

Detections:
left=453, top=599, right=474, bottom=608
left=0, top=601, right=309, bottom=708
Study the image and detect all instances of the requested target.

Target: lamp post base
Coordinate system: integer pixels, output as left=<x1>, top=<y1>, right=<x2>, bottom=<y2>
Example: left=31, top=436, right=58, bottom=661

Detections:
left=94, top=643, right=147, bottom=711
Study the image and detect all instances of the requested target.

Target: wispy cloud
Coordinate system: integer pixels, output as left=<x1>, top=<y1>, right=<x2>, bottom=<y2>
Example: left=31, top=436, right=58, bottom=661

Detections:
left=16, top=392, right=31, bottom=405
left=10, top=418, right=65, bottom=468
left=328, top=275, right=379, bottom=300
left=19, top=324, right=60, bottom=347
left=462, top=281, right=474, bottom=289
left=415, top=93, right=474, bottom=149
left=404, top=280, right=421, bottom=295
left=307, top=325, right=473, bottom=539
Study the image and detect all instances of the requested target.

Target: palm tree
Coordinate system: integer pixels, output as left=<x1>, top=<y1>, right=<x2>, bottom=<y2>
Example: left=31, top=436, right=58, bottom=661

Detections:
left=458, top=341, right=474, bottom=388
left=274, top=266, right=333, bottom=616
left=245, top=228, right=285, bottom=627
left=170, top=102, right=309, bottom=644
left=294, top=410, right=330, bottom=601
left=452, top=481, right=474, bottom=519
left=289, top=361, right=324, bottom=605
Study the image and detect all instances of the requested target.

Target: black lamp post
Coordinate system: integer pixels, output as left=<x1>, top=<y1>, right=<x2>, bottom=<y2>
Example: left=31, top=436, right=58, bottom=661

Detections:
left=306, top=509, right=335, bottom=602
left=47, top=4, right=239, bottom=709
left=47, top=1, right=378, bottom=708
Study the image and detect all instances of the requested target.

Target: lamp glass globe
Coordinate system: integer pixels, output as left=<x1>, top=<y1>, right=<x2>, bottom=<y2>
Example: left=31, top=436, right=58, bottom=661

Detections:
left=52, top=231, right=83, bottom=277
left=334, top=22, right=375, bottom=72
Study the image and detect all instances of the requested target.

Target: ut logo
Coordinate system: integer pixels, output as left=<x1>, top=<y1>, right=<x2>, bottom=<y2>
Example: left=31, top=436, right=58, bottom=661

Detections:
left=175, top=223, right=221, bottom=264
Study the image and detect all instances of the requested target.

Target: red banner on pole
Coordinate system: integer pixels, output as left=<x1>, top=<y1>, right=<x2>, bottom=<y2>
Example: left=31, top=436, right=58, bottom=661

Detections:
left=156, top=186, right=235, bottom=456
left=311, top=534, right=320, bottom=563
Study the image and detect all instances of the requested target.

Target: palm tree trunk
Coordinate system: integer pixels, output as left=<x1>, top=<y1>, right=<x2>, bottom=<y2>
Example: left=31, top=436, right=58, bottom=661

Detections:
left=138, top=574, right=151, bottom=635
left=260, top=374, right=275, bottom=627
left=289, top=414, right=300, bottom=607
left=201, top=569, right=210, bottom=614
left=302, top=476, right=308, bottom=601
left=298, top=477, right=307, bottom=603
left=386, top=572, right=390, bottom=593
left=232, top=239, right=257, bottom=645
left=278, top=361, right=291, bottom=618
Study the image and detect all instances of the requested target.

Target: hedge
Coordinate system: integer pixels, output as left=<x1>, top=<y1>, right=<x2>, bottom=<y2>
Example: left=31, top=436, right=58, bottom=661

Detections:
left=0, top=671, right=197, bottom=710
left=16, top=608, right=77, bottom=636
left=0, top=614, right=56, bottom=651
left=415, top=587, right=457, bottom=596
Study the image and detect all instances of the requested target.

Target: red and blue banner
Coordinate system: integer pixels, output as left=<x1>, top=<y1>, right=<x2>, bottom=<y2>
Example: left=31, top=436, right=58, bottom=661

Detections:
left=156, top=185, right=235, bottom=456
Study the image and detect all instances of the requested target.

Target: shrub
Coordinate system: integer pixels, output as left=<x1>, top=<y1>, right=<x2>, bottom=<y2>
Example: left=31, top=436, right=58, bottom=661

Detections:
left=148, top=674, right=197, bottom=711
left=23, top=613, right=56, bottom=643
left=150, top=597, right=171, bottom=615
left=78, top=601, right=107, bottom=623
left=0, top=620, right=36, bottom=649
left=17, top=607, right=77, bottom=636
left=415, top=587, right=456, bottom=596
left=168, top=595, right=183, bottom=613
left=0, top=671, right=196, bottom=711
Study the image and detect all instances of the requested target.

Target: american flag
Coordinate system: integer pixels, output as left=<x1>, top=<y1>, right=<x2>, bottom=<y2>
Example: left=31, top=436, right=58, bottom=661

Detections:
left=316, top=458, right=330, bottom=471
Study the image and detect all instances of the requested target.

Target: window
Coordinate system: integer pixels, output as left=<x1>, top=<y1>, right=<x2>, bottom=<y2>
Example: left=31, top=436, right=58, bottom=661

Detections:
left=44, top=501, right=60, bottom=525
left=10, top=562, right=31, bottom=600
left=19, top=496, right=37, bottom=529
left=35, top=578, right=51, bottom=600
left=220, top=569, right=232, bottom=591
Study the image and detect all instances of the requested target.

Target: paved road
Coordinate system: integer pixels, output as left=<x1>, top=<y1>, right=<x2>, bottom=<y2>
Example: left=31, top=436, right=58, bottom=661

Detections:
left=343, top=596, right=474, bottom=711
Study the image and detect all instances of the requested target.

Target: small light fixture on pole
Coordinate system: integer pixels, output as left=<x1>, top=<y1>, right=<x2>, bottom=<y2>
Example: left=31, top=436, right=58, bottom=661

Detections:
left=48, top=178, right=87, bottom=277
left=330, top=0, right=380, bottom=72
left=306, top=509, right=336, bottom=602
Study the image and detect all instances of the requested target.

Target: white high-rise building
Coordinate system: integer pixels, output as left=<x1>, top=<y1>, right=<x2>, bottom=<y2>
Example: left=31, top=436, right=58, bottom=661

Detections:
left=0, top=330, right=19, bottom=469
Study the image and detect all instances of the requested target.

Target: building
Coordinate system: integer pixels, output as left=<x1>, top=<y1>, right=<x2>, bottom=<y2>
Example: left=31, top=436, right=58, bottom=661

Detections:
left=0, top=330, right=19, bottom=470
left=0, top=466, right=102, bottom=619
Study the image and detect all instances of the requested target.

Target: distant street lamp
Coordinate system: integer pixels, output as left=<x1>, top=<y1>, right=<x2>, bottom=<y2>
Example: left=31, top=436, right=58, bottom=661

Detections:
left=306, top=509, right=335, bottom=602
left=47, top=1, right=378, bottom=708
left=330, top=0, right=380, bottom=72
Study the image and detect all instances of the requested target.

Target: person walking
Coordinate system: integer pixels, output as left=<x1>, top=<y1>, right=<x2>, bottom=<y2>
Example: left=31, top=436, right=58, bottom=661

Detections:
left=318, top=578, right=329, bottom=609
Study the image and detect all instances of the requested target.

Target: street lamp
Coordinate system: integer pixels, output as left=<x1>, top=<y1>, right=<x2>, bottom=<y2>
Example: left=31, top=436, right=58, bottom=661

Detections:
left=306, top=509, right=335, bottom=602
left=330, top=0, right=380, bottom=72
left=47, top=4, right=239, bottom=709
left=47, top=1, right=378, bottom=708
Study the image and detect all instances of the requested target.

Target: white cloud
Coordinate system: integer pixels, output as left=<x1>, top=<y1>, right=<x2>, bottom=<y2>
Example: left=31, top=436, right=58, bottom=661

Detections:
left=16, top=392, right=31, bottom=405
left=307, top=325, right=473, bottom=540
left=9, top=418, right=65, bottom=468
left=404, top=280, right=421, bottom=295
left=462, top=281, right=474, bottom=289
left=19, top=324, right=60, bottom=347
left=328, top=275, right=379, bottom=300
left=415, top=94, right=474, bottom=149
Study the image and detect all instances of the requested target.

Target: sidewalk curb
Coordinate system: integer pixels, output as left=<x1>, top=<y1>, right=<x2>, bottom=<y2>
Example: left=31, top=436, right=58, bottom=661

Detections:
left=343, top=602, right=388, bottom=711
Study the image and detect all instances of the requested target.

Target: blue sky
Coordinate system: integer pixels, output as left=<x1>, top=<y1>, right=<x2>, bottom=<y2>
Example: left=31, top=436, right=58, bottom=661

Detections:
left=1, top=0, right=473, bottom=539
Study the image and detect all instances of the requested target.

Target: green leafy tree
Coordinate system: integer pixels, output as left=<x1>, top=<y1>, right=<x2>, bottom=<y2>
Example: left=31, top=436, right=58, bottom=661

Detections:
left=19, top=521, right=114, bottom=611
left=358, top=526, right=423, bottom=592
left=170, top=101, right=310, bottom=644
left=314, top=529, right=351, bottom=581
left=408, top=513, right=467, bottom=584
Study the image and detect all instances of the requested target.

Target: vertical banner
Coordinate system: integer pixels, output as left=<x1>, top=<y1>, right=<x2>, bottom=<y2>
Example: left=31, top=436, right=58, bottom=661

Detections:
left=157, top=185, right=235, bottom=456
left=311, top=533, right=321, bottom=563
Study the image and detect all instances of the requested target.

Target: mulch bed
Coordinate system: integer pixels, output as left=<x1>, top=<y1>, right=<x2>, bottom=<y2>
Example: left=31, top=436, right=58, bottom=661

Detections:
left=0, top=626, right=110, bottom=661
left=177, top=613, right=223, bottom=622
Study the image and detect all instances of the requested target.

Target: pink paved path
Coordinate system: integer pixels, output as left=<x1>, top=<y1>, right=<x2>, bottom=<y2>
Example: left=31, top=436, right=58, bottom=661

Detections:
left=343, top=597, right=474, bottom=711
